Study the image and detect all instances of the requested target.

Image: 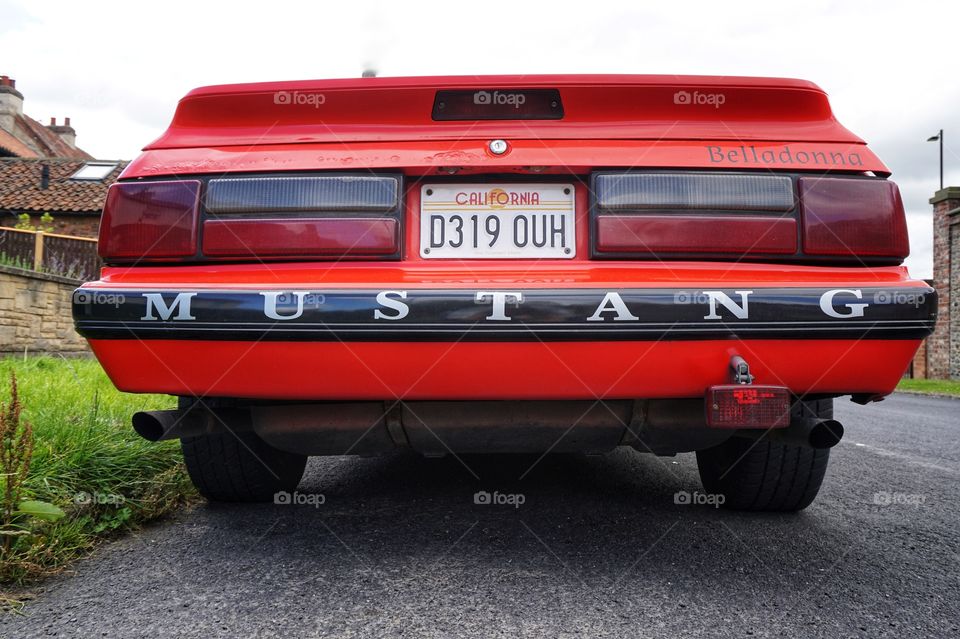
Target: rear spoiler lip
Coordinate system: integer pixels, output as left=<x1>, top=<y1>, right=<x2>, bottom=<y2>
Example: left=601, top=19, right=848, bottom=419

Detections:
left=122, top=139, right=890, bottom=180
left=181, top=74, right=828, bottom=98
left=144, top=130, right=866, bottom=150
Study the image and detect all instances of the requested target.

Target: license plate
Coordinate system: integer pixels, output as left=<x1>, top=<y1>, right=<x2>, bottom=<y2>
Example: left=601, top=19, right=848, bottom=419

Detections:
left=420, top=183, right=576, bottom=259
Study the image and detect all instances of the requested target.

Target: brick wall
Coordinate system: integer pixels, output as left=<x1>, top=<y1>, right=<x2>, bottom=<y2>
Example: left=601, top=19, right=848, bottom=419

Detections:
left=952, top=217, right=960, bottom=377
left=0, top=264, right=88, bottom=355
left=928, top=188, right=960, bottom=379
left=909, top=338, right=928, bottom=378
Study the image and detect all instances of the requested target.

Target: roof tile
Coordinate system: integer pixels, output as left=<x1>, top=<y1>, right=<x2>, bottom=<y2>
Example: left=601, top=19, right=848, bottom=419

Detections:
left=0, top=158, right=127, bottom=213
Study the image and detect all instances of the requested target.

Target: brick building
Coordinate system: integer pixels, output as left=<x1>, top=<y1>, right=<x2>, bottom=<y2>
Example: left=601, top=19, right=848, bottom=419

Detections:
left=0, top=74, right=125, bottom=237
left=0, top=75, right=92, bottom=160
left=924, top=187, right=960, bottom=379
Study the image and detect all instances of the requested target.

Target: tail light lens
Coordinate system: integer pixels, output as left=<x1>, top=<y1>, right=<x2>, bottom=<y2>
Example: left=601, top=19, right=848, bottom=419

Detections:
left=595, top=215, right=796, bottom=254
left=98, top=180, right=200, bottom=261
left=205, top=175, right=399, bottom=213
left=706, top=385, right=790, bottom=429
left=592, top=171, right=908, bottom=263
left=202, top=174, right=402, bottom=260
left=594, top=173, right=795, bottom=211
left=799, top=177, right=908, bottom=258
left=98, top=174, right=402, bottom=264
left=202, top=218, right=399, bottom=257
left=593, top=172, right=797, bottom=258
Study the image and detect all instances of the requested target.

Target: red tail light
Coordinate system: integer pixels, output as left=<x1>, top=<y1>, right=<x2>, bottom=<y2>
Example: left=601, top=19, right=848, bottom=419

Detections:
left=798, top=177, right=908, bottom=259
left=592, top=172, right=798, bottom=258
left=98, top=180, right=200, bottom=261
left=592, top=171, right=908, bottom=264
left=595, top=215, right=796, bottom=255
left=202, top=218, right=399, bottom=257
left=706, top=385, right=790, bottom=429
left=97, top=173, right=402, bottom=265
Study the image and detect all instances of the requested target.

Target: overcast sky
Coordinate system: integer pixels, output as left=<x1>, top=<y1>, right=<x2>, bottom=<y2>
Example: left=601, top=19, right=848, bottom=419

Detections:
left=2, top=0, right=956, bottom=277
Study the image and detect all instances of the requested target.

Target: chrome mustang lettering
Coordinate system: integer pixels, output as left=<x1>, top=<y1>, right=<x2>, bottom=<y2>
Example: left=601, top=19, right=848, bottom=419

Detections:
left=74, top=286, right=935, bottom=344
left=819, top=289, right=868, bottom=318
left=141, top=292, right=196, bottom=321
left=586, top=292, right=639, bottom=322
left=374, top=291, right=409, bottom=320
left=475, top=291, right=523, bottom=321
left=261, top=291, right=307, bottom=320
left=131, top=288, right=883, bottom=325
left=703, top=291, right=752, bottom=320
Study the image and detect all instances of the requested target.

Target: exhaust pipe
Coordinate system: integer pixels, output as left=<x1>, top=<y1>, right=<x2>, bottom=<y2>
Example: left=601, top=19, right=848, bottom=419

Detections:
left=804, top=418, right=845, bottom=449
left=132, top=408, right=252, bottom=442
left=738, top=418, right=844, bottom=450
left=132, top=410, right=208, bottom=442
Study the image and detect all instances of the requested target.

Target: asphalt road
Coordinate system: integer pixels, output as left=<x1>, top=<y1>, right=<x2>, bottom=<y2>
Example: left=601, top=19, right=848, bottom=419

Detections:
left=3, top=393, right=958, bottom=638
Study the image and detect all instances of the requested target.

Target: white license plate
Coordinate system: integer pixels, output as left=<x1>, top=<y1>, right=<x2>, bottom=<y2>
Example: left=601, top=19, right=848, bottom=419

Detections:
left=420, top=183, right=576, bottom=259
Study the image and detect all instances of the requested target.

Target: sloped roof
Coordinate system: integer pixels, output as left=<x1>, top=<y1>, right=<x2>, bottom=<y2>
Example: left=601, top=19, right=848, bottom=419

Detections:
left=0, top=158, right=127, bottom=213
left=9, top=113, right=93, bottom=160
left=0, top=129, right=37, bottom=158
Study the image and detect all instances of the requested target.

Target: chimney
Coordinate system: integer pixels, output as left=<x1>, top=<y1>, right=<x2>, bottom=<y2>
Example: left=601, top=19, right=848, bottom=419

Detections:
left=48, top=115, right=77, bottom=148
left=40, top=163, right=50, bottom=190
left=0, top=75, right=24, bottom=133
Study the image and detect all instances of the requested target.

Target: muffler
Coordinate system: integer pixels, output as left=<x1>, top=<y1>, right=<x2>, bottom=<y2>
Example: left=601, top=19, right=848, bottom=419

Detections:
left=738, top=417, right=844, bottom=450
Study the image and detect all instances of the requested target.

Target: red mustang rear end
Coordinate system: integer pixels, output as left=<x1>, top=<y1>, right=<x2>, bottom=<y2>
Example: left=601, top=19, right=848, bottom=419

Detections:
left=73, top=75, right=936, bottom=510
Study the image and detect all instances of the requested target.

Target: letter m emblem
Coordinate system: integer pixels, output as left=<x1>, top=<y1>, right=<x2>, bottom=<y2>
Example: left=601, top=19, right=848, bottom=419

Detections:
left=141, top=292, right=197, bottom=321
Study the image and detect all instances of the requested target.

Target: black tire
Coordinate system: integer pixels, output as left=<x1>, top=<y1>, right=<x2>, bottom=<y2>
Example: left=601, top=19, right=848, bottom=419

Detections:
left=181, top=431, right=307, bottom=502
left=695, top=399, right=832, bottom=512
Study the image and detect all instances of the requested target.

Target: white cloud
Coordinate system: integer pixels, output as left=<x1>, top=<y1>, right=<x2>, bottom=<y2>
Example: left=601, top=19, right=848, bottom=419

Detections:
left=3, top=0, right=955, bottom=276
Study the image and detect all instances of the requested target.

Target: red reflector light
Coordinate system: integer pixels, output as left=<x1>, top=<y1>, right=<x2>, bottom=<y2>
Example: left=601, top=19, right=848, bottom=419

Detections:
left=706, top=385, right=790, bottom=429
left=99, top=180, right=200, bottom=261
left=595, top=215, right=797, bottom=255
left=202, top=218, right=399, bottom=257
left=799, top=177, right=908, bottom=259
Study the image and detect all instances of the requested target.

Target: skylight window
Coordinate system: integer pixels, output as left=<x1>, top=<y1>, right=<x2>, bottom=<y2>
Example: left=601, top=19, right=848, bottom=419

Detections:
left=70, top=162, right=118, bottom=181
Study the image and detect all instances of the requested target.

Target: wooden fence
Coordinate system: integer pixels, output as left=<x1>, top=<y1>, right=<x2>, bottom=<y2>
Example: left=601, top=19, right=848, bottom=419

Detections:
left=0, top=226, right=100, bottom=281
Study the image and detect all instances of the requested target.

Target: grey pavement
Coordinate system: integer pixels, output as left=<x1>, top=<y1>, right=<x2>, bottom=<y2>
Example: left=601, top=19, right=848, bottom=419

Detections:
left=2, top=393, right=958, bottom=638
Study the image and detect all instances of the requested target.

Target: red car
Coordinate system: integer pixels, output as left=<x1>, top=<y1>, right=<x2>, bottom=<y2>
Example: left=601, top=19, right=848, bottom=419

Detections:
left=73, top=75, right=936, bottom=510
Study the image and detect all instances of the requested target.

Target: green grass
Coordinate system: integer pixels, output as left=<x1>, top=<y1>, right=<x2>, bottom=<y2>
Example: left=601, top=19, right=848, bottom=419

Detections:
left=0, top=356, right=194, bottom=591
left=896, top=378, right=960, bottom=397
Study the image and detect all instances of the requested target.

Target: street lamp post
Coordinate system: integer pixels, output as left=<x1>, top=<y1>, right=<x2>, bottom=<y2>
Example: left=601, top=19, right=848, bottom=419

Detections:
left=927, top=129, right=944, bottom=190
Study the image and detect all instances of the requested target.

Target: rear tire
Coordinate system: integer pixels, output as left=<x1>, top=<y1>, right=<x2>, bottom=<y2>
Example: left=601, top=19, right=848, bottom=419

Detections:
left=181, top=431, right=307, bottom=502
left=695, top=398, right=832, bottom=512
